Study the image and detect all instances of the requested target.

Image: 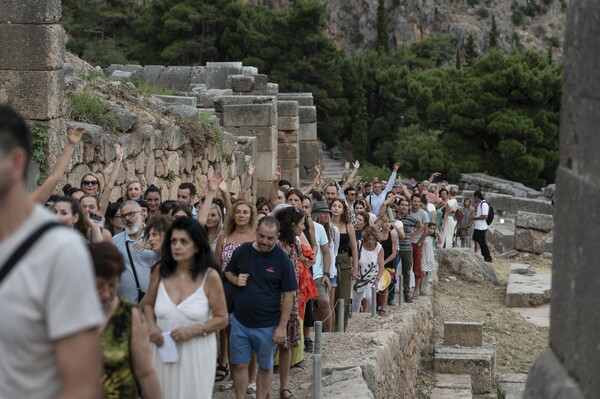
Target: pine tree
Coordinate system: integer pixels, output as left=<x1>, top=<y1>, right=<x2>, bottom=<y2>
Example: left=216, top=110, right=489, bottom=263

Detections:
left=376, top=0, right=390, bottom=53
left=489, top=15, right=500, bottom=49
left=464, top=34, right=479, bottom=65
left=455, top=48, right=462, bottom=69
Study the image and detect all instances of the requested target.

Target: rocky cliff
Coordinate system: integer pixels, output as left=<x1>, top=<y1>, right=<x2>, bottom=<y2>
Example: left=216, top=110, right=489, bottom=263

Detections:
left=245, top=0, right=568, bottom=58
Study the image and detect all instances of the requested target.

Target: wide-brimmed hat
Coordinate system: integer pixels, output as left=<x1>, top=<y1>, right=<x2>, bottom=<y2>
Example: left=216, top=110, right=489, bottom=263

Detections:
left=311, top=200, right=331, bottom=214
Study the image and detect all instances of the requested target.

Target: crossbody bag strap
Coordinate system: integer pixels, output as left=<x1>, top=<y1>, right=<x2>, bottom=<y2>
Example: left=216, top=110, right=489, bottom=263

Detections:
left=0, top=221, right=63, bottom=287
left=125, top=240, right=143, bottom=296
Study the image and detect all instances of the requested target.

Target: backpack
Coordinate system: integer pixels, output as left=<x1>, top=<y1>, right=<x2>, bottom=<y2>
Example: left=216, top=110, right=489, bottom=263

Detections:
left=483, top=201, right=494, bottom=225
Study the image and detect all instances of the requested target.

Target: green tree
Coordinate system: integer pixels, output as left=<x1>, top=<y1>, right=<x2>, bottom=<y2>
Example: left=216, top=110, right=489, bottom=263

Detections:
left=464, top=34, right=479, bottom=65
left=489, top=15, right=500, bottom=49
left=376, top=0, right=390, bottom=53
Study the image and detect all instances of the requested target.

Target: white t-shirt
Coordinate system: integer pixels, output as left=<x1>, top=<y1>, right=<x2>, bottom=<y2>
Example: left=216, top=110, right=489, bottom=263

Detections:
left=329, top=225, right=340, bottom=279
left=312, top=221, right=329, bottom=279
left=474, top=201, right=490, bottom=231
left=391, top=220, right=404, bottom=250
left=0, top=205, right=103, bottom=398
left=354, top=242, right=382, bottom=292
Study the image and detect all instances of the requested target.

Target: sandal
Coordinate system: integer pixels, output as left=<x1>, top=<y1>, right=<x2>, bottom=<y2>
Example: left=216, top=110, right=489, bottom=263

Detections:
left=215, top=364, right=229, bottom=382
left=217, top=381, right=234, bottom=391
left=247, top=382, right=257, bottom=394
left=280, top=388, right=296, bottom=399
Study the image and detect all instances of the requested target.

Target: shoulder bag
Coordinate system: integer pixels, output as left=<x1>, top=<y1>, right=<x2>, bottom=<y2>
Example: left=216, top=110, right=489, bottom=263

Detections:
left=125, top=240, right=146, bottom=303
left=223, top=243, right=250, bottom=314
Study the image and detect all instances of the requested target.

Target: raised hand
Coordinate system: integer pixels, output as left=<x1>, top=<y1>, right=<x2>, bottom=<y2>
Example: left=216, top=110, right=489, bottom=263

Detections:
left=208, top=170, right=223, bottom=192
left=353, top=160, right=360, bottom=170
left=272, top=165, right=281, bottom=183
left=393, top=162, right=401, bottom=171
left=115, top=144, right=123, bottom=162
left=247, top=161, right=255, bottom=176
left=314, top=165, right=321, bottom=176
left=67, top=126, right=85, bottom=145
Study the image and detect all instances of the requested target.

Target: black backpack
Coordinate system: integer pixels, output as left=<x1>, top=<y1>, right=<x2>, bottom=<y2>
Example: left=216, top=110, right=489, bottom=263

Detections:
left=483, top=200, right=494, bottom=225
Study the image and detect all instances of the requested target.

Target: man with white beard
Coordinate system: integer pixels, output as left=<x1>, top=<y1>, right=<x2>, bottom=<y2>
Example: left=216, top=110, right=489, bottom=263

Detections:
left=112, top=200, right=157, bottom=304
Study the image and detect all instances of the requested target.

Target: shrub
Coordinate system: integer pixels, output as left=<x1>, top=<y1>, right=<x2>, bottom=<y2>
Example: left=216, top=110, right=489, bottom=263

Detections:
left=66, top=90, right=117, bottom=132
left=477, top=8, right=490, bottom=18
left=512, top=9, right=525, bottom=25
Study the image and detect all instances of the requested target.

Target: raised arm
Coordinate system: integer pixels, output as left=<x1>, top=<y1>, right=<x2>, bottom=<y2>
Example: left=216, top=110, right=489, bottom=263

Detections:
left=98, top=144, right=123, bottom=215
left=428, top=172, right=441, bottom=184
left=382, top=162, right=400, bottom=196
left=302, top=165, right=321, bottom=195
left=198, top=171, right=222, bottom=225
left=269, top=165, right=281, bottom=207
left=237, top=161, right=255, bottom=200
left=219, top=179, right=232, bottom=215
left=32, top=126, right=84, bottom=203
left=340, top=161, right=360, bottom=192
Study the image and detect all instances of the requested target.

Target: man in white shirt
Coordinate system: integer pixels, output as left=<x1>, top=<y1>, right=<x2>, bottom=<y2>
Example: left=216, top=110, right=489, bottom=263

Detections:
left=0, top=105, right=103, bottom=398
left=365, top=162, right=400, bottom=215
left=473, top=190, right=492, bottom=262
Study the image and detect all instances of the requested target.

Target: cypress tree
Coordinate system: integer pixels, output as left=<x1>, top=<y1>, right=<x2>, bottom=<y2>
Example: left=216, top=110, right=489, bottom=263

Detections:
left=489, top=15, right=500, bottom=49
left=376, top=0, right=390, bottom=53
left=464, top=34, right=479, bottom=65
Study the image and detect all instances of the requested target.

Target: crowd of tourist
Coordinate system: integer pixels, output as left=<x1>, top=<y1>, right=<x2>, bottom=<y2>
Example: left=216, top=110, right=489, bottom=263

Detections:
left=0, top=105, right=492, bottom=399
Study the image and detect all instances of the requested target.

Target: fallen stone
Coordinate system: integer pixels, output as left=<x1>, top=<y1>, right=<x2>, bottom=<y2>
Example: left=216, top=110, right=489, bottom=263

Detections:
left=320, top=366, right=375, bottom=399
left=111, top=106, right=137, bottom=132
left=506, top=271, right=551, bottom=308
left=436, top=248, right=498, bottom=285
left=166, top=104, right=199, bottom=120
left=486, top=224, right=515, bottom=254
left=444, top=322, right=483, bottom=347
left=515, top=211, right=554, bottom=232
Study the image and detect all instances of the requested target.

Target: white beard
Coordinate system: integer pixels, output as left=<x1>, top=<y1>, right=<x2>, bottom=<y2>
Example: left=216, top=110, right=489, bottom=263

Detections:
left=125, top=218, right=143, bottom=236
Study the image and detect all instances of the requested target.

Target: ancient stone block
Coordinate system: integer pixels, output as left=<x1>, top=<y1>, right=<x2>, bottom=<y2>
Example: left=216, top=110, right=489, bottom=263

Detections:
left=111, top=106, right=138, bottom=132
left=1, top=70, right=62, bottom=120
left=506, top=269, right=551, bottom=308
left=139, top=65, right=165, bottom=86
left=213, top=95, right=276, bottom=112
left=154, top=95, right=197, bottom=108
left=254, top=151, right=277, bottom=181
left=190, top=66, right=206, bottom=84
left=163, top=125, right=189, bottom=151
left=266, top=83, right=279, bottom=95
left=278, top=130, right=298, bottom=144
left=515, top=211, right=553, bottom=232
left=0, top=24, right=64, bottom=70
left=249, top=74, right=268, bottom=90
left=486, top=224, right=515, bottom=253
left=235, top=126, right=277, bottom=152
left=278, top=93, right=314, bottom=106
left=278, top=116, right=300, bottom=131
left=242, top=66, right=259, bottom=75
left=444, top=322, right=483, bottom=347
left=277, top=101, right=299, bottom=117
left=434, top=346, right=495, bottom=394
left=255, top=179, right=274, bottom=199
left=205, top=62, right=243, bottom=89
left=435, top=248, right=498, bottom=284
left=110, top=70, right=132, bottom=82
left=223, top=104, right=274, bottom=127
left=299, top=105, right=317, bottom=123
left=278, top=143, right=299, bottom=160
left=299, top=141, right=322, bottom=180
left=227, top=75, right=255, bottom=92
left=193, top=89, right=234, bottom=108
left=157, top=66, right=192, bottom=91
left=166, top=104, right=199, bottom=120
left=514, top=228, right=549, bottom=254
left=0, top=0, right=61, bottom=24
left=435, top=374, right=472, bottom=390
left=299, top=122, right=317, bottom=141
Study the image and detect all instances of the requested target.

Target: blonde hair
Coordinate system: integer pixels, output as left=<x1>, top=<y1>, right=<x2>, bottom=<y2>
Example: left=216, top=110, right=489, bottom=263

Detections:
left=449, top=186, right=458, bottom=196
left=361, top=225, right=380, bottom=243
left=224, top=200, right=257, bottom=235
left=80, top=173, right=101, bottom=194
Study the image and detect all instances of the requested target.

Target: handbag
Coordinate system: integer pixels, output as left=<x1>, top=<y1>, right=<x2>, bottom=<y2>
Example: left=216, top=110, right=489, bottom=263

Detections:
left=0, top=221, right=62, bottom=287
left=223, top=243, right=250, bottom=314
left=125, top=240, right=146, bottom=303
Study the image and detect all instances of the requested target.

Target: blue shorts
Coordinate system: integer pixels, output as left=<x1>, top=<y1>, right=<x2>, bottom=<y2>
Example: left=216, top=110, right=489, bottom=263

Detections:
left=230, top=314, right=277, bottom=370
left=330, top=275, right=338, bottom=288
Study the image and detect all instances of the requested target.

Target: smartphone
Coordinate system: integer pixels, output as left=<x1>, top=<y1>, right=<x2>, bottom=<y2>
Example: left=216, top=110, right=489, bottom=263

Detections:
left=90, top=214, right=103, bottom=222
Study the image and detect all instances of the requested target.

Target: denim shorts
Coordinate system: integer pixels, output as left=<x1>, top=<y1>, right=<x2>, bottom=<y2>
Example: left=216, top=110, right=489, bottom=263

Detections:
left=230, top=314, right=277, bottom=370
left=329, top=275, right=338, bottom=288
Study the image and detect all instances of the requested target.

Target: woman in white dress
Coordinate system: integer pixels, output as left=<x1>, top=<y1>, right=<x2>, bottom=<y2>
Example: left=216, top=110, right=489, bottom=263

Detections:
left=145, top=217, right=228, bottom=399
left=441, top=186, right=459, bottom=248
left=351, top=226, right=384, bottom=313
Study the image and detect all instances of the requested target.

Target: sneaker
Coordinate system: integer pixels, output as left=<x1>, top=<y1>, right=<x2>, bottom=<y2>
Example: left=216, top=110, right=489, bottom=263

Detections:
left=419, top=288, right=428, bottom=296
left=304, top=339, right=314, bottom=353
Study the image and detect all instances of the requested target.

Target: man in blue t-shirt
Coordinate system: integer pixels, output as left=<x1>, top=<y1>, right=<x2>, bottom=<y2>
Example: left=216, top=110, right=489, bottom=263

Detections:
left=225, top=216, right=298, bottom=399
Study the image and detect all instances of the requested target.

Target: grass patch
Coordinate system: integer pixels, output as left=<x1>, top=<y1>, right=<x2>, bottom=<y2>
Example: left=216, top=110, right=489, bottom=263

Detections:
left=66, top=90, right=118, bottom=132
left=134, top=80, right=176, bottom=96
left=76, top=68, right=105, bottom=82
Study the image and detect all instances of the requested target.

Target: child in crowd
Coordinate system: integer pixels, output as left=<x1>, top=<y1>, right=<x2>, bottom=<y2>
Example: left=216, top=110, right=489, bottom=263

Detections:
left=420, top=223, right=442, bottom=295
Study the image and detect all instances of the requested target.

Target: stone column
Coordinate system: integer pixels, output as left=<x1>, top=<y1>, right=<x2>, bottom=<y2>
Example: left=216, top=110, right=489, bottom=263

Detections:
left=524, top=1, right=600, bottom=398
left=277, top=101, right=300, bottom=188
left=0, top=0, right=65, bottom=190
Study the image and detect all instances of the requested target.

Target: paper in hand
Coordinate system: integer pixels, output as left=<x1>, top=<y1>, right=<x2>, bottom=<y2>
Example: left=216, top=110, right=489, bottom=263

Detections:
left=158, top=332, right=179, bottom=363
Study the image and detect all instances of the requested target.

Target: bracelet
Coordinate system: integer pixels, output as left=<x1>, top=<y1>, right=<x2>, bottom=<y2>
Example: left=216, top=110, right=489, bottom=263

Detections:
left=200, top=324, right=207, bottom=336
left=323, top=272, right=330, bottom=278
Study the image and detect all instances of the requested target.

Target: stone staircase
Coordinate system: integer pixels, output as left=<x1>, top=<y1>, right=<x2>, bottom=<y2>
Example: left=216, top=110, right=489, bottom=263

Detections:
left=321, top=152, right=347, bottom=183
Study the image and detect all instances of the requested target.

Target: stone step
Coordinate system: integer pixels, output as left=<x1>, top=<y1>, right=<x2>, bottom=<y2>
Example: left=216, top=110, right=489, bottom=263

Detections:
left=431, top=387, right=473, bottom=399
left=444, top=321, right=483, bottom=347
left=506, top=263, right=551, bottom=308
left=486, top=223, right=515, bottom=254
left=431, top=374, right=473, bottom=399
left=434, top=345, right=496, bottom=394
left=497, top=373, right=527, bottom=399
left=153, top=94, right=197, bottom=107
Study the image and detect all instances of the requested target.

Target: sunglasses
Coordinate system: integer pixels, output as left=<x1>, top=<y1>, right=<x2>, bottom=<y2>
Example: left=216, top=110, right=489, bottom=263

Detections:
left=82, top=180, right=98, bottom=186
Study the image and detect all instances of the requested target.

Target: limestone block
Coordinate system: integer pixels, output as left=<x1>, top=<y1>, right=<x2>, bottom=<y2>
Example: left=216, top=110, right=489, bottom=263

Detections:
left=145, top=155, right=155, bottom=186
left=157, top=66, right=192, bottom=91
left=110, top=70, right=132, bottom=82
left=221, top=131, right=238, bottom=159
left=154, top=95, right=197, bottom=108
left=139, top=65, right=165, bottom=86
left=111, top=106, right=138, bottom=132
left=509, top=197, right=553, bottom=216
left=435, top=248, right=498, bottom=284
left=138, top=124, right=155, bottom=155
left=278, top=130, right=298, bottom=144
left=0, top=70, right=62, bottom=120
left=506, top=269, right=551, bottom=307
left=299, top=141, right=322, bottom=180
left=193, top=89, right=234, bottom=108
left=235, top=126, right=277, bottom=152
left=0, top=24, right=64, bottom=70
left=0, top=0, right=61, bottom=23
left=105, top=64, right=124, bottom=76
left=277, top=93, right=313, bottom=106
left=223, top=104, right=274, bottom=127
left=205, top=62, right=243, bottom=89
left=434, top=346, right=495, bottom=394
left=435, top=374, right=472, bottom=390
left=130, top=130, right=143, bottom=157
left=190, top=83, right=207, bottom=93
left=190, top=66, right=206, bottom=84
left=515, top=211, right=553, bottom=232
left=444, top=322, right=483, bottom=347
left=242, top=66, right=259, bottom=75
left=135, top=152, right=147, bottom=174
left=430, top=388, right=472, bottom=399
left=486, top=224, right=515, bottom=254
left=299, top=105, right=317, bottom=123
left=249, top=74, right=268, bottom=90
left=183, top=147, right=194, bottom=174
left=201, top=159, right=209, bottom=174
left=278, top=143, right=299, bottom=160
left=278, top=116, right=299, bottom=131
left=154, top=129, right=164, bottom=150
left=514, top=228, right=549, bottom=254
left=266, top=83, right=279, bottom=94
left=299, top=122, right=317, bottom=141
left=163, top=125, right=189, bottom=151
left=280, top=167, right=299, bottom=189
left=165, top=152, right=180, bottom=176
left=277, top=101, right=299, bottom=117
left=166, top=104, right=199, bottom=120
left=207, top=145, right=217, bottom=162
left=213, top=95, right=277, bottom=112
left=227, top=75, right=255, bottom=92
left=255, top=150, right=277, bottom=181
left=256, top=180, right=274, bottom=199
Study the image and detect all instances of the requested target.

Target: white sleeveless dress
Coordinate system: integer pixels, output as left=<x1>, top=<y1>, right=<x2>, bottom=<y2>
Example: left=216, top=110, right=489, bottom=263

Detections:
left=152, top=273, right=217, bottom=399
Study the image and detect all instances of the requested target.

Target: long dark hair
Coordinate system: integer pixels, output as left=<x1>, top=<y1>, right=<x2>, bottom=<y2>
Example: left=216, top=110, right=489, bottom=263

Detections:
left=160, top=217, right=218, bottom=279
left=275, top=206, right=305, bottom=246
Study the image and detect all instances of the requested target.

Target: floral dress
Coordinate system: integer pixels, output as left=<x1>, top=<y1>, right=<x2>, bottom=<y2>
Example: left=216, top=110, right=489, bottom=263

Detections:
left=279, top=238, right=301, bottom=349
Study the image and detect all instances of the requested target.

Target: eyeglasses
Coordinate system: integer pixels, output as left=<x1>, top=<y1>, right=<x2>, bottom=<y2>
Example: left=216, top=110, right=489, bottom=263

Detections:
left=119, top=211, right=140, bottom=220
left=82, top=180, right=98, bottom=186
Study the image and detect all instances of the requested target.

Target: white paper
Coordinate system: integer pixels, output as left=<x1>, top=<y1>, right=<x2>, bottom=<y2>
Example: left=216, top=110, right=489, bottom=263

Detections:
left=158, top=332, right=179, bottom=363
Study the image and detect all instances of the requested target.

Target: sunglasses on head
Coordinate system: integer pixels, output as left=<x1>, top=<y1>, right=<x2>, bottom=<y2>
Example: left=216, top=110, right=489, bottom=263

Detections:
left=82, top=180, right=98, bottom=186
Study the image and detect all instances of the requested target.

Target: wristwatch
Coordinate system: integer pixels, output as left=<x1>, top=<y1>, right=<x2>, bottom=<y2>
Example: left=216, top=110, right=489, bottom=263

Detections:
left=323, top=272, right=331, bottom=278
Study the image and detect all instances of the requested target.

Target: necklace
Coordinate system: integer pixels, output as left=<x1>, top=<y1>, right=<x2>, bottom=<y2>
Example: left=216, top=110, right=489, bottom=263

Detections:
left=176, top=273, right=189, bottom=280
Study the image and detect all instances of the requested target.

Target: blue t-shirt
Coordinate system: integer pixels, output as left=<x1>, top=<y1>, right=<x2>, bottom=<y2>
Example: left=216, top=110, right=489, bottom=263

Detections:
left=225, top=242, right=298, bottom=328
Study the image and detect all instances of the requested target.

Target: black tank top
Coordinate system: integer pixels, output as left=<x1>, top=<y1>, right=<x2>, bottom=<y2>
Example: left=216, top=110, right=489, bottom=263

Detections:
left=380, top=232, right=393, bottom=268
left=339, top=232, right=352, bottom=256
